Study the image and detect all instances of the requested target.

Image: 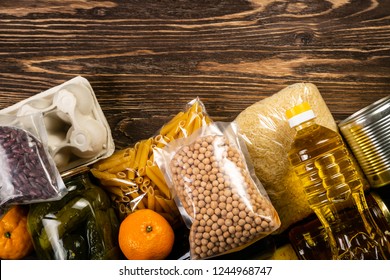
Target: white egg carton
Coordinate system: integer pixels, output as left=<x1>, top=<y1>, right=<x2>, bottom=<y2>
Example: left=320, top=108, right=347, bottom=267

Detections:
left=0, top=76, right=115, bottom=174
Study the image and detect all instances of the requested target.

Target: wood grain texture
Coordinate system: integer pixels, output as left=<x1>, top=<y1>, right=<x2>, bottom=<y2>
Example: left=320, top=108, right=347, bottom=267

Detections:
left=0, top=0, right=389, bottom=149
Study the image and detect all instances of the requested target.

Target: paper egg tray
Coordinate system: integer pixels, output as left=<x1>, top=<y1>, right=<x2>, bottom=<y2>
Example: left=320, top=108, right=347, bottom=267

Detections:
left=0, top=76, right=115, bottom=175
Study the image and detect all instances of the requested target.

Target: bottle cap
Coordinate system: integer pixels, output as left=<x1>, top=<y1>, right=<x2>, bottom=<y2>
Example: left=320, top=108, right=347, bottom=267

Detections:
left=286, top=102, right=315, bottom=128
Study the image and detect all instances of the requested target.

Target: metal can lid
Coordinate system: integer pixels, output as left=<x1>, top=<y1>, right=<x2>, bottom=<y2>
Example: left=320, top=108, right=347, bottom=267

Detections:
left=367, top=169, right=390, bottom=189
left=370, top=191, right=390, bottom=228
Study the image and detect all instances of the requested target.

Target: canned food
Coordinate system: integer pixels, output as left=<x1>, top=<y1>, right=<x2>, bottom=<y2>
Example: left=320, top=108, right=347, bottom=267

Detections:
left=339, top=96, right=390, bottom=188
left=370, top=188, right=390, bottom=232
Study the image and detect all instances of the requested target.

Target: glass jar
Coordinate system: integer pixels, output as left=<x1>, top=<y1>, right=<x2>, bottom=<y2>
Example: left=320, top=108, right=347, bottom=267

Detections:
left=27, top=171, right=121, bottom=260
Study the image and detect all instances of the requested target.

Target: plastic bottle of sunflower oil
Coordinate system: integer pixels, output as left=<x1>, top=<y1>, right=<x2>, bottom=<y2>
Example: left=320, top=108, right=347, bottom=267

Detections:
left=286, top=102, right=390, bottom=260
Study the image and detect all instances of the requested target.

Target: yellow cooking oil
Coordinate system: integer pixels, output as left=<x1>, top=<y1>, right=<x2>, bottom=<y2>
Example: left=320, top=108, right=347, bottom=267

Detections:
left=286, top=102, right=390, bottom=260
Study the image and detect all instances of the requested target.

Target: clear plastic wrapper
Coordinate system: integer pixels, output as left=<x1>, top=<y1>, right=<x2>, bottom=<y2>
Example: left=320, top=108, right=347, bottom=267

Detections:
left=0, top=113, right=67, bottom=215
left=90, top=98, right=212, bottom=227
left=234, top=83, right=368, bottom=232
left=27, top=173, right=120, bottom=260
left=155, top=122, right=281, bottom=259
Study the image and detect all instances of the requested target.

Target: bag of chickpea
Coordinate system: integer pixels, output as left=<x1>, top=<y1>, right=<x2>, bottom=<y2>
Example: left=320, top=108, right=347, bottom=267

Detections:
left=155, top=122, right=281, bottom=260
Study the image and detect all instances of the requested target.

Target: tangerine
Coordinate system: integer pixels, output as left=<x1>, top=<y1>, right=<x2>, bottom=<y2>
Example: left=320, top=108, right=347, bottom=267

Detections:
left=118, top=209, right=175, bottom=260
left=0, top=205, right=34, bottom=259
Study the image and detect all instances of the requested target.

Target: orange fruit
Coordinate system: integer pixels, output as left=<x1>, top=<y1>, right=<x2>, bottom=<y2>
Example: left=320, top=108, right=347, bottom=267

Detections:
left=0, top=205, right=34, bottom=259
left=118, top=209, right=175, bottom=260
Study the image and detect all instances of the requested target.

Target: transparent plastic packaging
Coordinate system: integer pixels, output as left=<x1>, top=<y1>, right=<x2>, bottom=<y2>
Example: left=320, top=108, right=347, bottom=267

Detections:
left=155, top=122, right=281, bottom=259
left=286, top=102, right=390, bottom=260
left=90, top=98, right=212, bottom=227
left=234, top=83, right=369, bottom=232
left=27, top=173, right=120, bottom=260
left=0, top=113, right=67, bottom=215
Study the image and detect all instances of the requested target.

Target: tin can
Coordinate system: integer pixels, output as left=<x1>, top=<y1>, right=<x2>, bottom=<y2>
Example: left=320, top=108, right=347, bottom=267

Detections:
left=339, top=95, right=390, bottom=188
left=370, top=188, right=390, bottom=233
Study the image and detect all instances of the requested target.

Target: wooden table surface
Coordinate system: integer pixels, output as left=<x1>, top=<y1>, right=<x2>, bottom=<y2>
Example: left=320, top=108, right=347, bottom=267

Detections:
left=1, top=0, right=389, bottom=150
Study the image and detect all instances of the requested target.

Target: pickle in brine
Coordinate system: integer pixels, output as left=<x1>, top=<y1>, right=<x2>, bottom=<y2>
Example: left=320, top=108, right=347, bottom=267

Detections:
left=38, top=197, right=91, bottom=250
left=86, top=213, right=105, bottom=260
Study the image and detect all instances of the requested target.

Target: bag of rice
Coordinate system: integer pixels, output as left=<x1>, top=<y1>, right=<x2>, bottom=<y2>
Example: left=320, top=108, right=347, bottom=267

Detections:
left=235, top=83, right=368, bottom=232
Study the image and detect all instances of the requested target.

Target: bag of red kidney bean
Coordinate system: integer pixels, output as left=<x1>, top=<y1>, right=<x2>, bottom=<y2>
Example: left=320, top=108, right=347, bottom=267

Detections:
left=0, top=113, right=67, bottom=216
left=155, top=122, right=281, bottom=260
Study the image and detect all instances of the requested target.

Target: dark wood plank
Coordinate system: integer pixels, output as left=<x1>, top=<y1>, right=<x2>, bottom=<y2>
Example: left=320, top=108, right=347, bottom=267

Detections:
left=0, top=0, right=389, bottom=149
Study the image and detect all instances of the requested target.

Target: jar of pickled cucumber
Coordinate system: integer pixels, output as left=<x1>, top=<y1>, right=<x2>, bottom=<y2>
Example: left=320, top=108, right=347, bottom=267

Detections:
left=27, top=171, right=121, bottom=260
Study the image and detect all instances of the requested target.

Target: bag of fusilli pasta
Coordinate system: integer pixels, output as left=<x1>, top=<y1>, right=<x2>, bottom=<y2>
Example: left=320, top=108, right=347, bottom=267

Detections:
left=90, top=98, right=212, bottom=228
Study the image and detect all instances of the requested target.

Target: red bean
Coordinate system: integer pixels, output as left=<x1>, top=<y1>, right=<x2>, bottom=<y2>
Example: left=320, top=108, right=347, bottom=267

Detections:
left=0, top=126, right=61, bottom=207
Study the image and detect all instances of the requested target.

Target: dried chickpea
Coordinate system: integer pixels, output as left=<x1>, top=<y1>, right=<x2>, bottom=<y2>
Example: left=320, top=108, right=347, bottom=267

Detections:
left=169, top=135, right=280, bottom=259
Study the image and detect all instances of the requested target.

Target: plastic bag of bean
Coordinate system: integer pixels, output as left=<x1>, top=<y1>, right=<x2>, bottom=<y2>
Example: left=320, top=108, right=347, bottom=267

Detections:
left=0, top=113, right=67, bottom=215
left=155, top=122, right=281, bottom=259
